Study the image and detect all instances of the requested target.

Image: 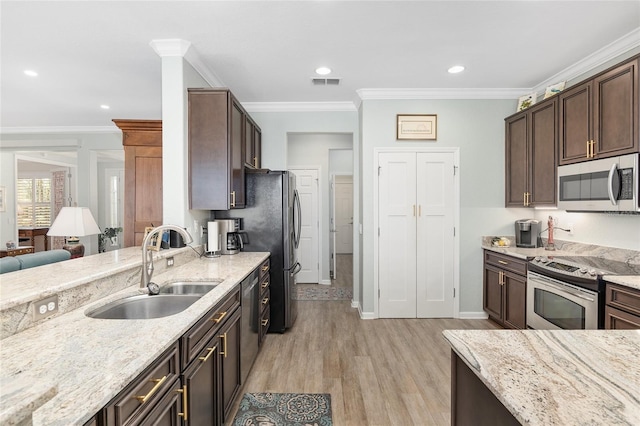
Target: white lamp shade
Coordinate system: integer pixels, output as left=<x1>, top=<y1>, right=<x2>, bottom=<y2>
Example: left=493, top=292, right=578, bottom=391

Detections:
left=47, top=207, right=101, bottom=237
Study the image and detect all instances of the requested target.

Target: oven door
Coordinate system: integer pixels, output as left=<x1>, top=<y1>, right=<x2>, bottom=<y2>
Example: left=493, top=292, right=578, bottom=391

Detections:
left=526, top=271, right=599, bottom=330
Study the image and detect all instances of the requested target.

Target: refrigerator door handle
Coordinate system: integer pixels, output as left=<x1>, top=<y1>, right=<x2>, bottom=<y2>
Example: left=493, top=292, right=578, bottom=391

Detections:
left=293, top=189, right=302, bottom=249
left=291, top=262, right=302, bottom=275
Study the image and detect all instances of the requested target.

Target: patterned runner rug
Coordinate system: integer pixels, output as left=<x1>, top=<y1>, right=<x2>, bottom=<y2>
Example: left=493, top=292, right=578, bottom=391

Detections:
left=294, top=286, right=352, bottom=301
left=233, top=393, right=332, bottom=426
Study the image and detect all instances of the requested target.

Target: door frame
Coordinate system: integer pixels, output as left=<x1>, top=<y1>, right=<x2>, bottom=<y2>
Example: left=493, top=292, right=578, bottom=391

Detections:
left=373, top=147, right=460, bottom=319
left=288, top=166, right=324, bottom=284
left=330, top=172, right=353, bottom=280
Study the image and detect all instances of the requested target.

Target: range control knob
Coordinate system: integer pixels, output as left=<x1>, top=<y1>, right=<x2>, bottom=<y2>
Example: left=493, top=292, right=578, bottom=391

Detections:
left=534, top=257, right=541, bottom=262
left=588, top=269, right=597, bottom=276
left=579, top=268, right=588, bottom=274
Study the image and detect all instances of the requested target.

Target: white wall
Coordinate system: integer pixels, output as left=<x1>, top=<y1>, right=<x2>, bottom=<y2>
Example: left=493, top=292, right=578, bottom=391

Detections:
left=288, top=133, right=353, bottom=283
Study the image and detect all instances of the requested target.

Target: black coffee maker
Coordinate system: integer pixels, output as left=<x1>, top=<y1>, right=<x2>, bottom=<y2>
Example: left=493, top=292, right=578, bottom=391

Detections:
left=215, top=219, right=243, bottom=255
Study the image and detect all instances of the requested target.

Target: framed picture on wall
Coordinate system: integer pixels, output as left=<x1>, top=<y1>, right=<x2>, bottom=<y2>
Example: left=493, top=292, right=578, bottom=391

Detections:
left=397, top=114, right=437, bottom=140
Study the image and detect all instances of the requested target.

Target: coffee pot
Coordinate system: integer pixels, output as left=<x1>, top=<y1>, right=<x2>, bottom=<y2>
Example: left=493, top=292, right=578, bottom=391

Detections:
left=215, top=219, right=243, bottom=255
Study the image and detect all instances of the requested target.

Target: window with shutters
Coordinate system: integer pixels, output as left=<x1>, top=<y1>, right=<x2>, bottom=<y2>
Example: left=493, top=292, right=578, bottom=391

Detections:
left=17, top=177, right=52, bottom=227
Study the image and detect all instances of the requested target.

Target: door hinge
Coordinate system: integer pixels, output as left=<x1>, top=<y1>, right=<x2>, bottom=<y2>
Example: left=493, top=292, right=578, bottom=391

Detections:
left=453, top=165, right=458, bottom=175
left=378, top=166, right=381, bottom=176
left=378, top=227, right=380, bottom=236
left=378, top=288, right=380, bottom=298
left=453, top=227, right=456, bottom=237
left=453, top=288, right=456, bottom=298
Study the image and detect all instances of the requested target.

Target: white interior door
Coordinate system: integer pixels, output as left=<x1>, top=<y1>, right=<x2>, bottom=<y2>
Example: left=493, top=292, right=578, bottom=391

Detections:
left=334, top=175, right=353, bottom=254
left=378, top=153, right=417, bottom=318
left=291, top=169, right=319, bottom=283
left=330, top=176, right=337, bottom=279
left=416, top=152, right=454, bottom=317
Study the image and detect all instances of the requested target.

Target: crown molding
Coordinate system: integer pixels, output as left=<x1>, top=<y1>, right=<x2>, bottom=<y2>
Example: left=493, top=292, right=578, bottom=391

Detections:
left=531, top=28, right=640, bottom=96
left=242, top=102, right=357, bottom=113
left=0, top=126, right=119, bottom=135
left=356, top=88, right=526, bottom=100
left=149, top=39, right=191, bottom=57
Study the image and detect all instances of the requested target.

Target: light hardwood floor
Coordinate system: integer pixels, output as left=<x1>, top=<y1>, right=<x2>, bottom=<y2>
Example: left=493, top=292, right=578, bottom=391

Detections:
left=228, top=256, right=498, bottom=425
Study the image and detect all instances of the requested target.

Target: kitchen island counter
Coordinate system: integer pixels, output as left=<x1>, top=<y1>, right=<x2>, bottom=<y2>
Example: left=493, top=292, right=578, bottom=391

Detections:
left=0, top=249, right=269, bottom=426
left=443, top=329, right=640, bottom=425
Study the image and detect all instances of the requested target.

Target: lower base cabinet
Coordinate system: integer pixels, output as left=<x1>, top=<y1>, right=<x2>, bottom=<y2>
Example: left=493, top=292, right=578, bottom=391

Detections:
left=483, top=250, right=527, bottom=329
left=96, top=285, right=242, bottom=426
left=605, top=282, right=640, bottom=329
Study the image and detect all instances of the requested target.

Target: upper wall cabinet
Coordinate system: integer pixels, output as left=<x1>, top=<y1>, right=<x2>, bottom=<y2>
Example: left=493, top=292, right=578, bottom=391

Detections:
left=505, top=99, right=557, bottom=207
left=113, top=119, right=163, bottom=247
left=244, top=115, right=262, bottom=169
left=558, top=57, right=639, bottom=165
left=189, top=88, right=251, bottom=210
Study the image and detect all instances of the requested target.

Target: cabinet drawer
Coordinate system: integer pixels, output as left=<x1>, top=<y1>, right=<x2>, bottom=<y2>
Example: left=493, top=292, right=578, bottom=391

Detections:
left=606, top=283, right=640, bottom=316
left=259, top=258, right=270, bottom=277
left=605, top=305, right=640, bottom=329
left=484, top=251, right=527, bottom=276
left=181, top=287, right=240, bottom=368
left=104, top=342, right=180, bottom=426
left=259, top=274, right=270, bottom=299
left=259, top=306, right=270, bottom=346
left=260, top=288, right=270, bottom=315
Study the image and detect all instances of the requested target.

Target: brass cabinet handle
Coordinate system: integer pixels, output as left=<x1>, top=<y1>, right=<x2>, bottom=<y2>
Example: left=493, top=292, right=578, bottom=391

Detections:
left=261, top=265, right=269, bottom=272
left=413, top=205, right=416, bottom=216
left=498, top=260, right=508, bottom=265
left=134, top=375, right=167, bottom=403
left=211, top=311, right=227, bottom=324
left=591, top=140, right=596, bottom=157
left=198, top=347, right=215, bottom=363
left=586, top=140, right=590, bottom=158
left=176, top=385, right=188, bottom=421
left=230, top=191, right=236, bottom=207
left=261, top=318, right=269, bottom=327
left=220, top=332, right=228, bottom=358
left=418, top=205, right=422, bottom=217
left=527, top=192, right=530, bottom=206
left=262, top=297, right=269, bottom=305
left=523, top=192, right=527, bottom=206
left=261, top=281, right=269, bottom=289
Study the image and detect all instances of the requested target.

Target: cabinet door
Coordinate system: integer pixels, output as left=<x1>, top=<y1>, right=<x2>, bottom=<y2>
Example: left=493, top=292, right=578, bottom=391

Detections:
left=182, top=337, right=222, bottom=426
left=528, top=100, right=557, bottom=206
left=230, top=99, right=245, bottom=208
left=219, top=309, right=242, bottom=422
left=254, top=127, right=261, bottom=169
left=558, top=81, right=592, bottom=165
left=244, top=117, right=255, bottom=168
left=505, top=114, right=528, bottom=207
left=605, top=305, right=640, bottom=329
left=138, top=381, right=183, bottom=426
left=593, top=58, right=639, bottom=158
left=503, top=272, right=526, bottom=329
left=483, top=264, right=503, bottom=322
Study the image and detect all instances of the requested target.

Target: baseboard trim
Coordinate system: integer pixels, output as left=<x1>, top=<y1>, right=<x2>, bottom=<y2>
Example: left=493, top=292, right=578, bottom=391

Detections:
left=319, top=279, right=331, bottom=285
left=459, top=311, right=489, bottom=320
left=358, top=305, right=375, bottom=320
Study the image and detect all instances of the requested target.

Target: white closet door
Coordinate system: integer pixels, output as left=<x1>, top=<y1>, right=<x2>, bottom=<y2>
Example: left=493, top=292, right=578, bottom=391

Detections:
left=416, top=152, right=455, bottom=317
left=378, top=152, right=417, bottom=318
left=292, top=169, right=319, bottom=283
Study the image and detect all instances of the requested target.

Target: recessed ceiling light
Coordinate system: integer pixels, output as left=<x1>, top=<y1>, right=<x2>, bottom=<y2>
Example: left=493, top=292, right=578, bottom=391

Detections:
left=100, top=105, right=110, bottom=110
left=315, top=67, right=332, bottom=76
left=24, top=70, right=38, bottom=77
left=448, top=65, right=465, bottom=74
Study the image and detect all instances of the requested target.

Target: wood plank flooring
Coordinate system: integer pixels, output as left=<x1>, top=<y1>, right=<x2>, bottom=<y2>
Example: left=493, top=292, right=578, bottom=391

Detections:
left=227, top=255, right=498, bottom=425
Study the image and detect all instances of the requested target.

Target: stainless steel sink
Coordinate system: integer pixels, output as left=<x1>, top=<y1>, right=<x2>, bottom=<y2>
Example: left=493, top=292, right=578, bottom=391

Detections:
left=87, top=294, right=202, bottom=320
left=159, top=280, right=221, bottom=295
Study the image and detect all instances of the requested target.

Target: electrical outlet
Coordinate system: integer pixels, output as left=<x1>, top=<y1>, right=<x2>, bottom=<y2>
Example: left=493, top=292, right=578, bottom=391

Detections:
left=34, top=294, right=59, bottom=320
left=167, top=256, right=174, bottom=267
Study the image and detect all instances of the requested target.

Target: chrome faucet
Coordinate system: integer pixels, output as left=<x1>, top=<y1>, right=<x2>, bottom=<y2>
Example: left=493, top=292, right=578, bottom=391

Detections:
left=141, top=225, right=193, bottom=293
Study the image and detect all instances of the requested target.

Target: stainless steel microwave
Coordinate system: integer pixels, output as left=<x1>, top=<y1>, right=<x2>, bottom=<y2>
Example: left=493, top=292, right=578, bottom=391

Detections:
left=557, top=153, right=639, bottom=212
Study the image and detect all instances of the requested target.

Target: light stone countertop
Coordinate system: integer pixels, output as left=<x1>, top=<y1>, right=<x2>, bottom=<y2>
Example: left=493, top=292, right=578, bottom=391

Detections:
left=443, top=329, right=640, bottom=425
left=0, top=251, right=269, bottom=426
left=604, top=275, right=640, bottom=291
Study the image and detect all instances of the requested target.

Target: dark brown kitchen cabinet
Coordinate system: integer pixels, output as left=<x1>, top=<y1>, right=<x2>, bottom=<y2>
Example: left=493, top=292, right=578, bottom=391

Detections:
left=605, top=282, right=640, bottom=329
left=558, top=56, right=639, bottom=165
left=188, top=88, right=246, bottom=210
left=505, top=99, right=557, bottom=207
left=258, top=258, right=271, bottom=345
left=483, top=250, right=527, bottom=329
left=103, top=342, right=181, bottom=426
left=220, top=308, right=242, bottom=422
left=181, top=336, right=222, bottom=425
left=244, top=116, right=262, bottom=169
left=113, top=119, right=163, bottom=247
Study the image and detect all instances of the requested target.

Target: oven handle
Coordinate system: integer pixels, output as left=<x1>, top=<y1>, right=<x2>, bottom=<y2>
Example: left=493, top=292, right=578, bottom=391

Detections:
left=528, top=272, right=596, bottom=303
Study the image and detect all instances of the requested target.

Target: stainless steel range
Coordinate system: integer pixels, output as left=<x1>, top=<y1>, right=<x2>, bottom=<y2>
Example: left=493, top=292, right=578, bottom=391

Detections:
left=527, top=256, right=640, bottom=330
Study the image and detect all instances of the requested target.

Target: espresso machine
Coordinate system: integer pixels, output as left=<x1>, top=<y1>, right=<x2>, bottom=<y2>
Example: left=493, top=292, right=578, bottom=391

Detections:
left=515, top=219, right=542, bottom=248
left=215, top=219, right=243, bottom=255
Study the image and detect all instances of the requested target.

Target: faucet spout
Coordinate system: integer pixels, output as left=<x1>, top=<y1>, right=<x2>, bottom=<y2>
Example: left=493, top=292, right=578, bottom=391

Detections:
left=141, top=225, right=193, bottom=291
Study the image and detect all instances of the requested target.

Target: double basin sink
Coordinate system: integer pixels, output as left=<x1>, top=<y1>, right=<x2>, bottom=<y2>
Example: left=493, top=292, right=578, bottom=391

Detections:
left=87, top=281, right=221, bottom=320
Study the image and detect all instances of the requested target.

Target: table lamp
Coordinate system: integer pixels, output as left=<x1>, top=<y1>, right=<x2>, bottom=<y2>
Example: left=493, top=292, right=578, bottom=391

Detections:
left=47, top=207, right=101, bottom=258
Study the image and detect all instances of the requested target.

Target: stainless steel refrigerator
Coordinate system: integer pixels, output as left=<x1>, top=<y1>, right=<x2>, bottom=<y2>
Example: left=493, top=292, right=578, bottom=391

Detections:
left=215, top=170, right=301, bottom=332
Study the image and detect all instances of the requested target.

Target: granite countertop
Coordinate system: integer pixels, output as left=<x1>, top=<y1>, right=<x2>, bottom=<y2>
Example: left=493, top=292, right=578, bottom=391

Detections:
left=443, top=329, right=640, bottom=425
left=0, top=251, right=269, bottom=426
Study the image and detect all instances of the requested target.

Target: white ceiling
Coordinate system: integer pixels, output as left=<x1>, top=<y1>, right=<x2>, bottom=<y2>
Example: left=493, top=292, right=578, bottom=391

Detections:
left=1, top=1, right=639, bottom=130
